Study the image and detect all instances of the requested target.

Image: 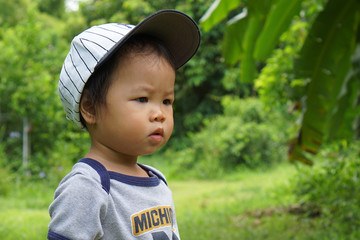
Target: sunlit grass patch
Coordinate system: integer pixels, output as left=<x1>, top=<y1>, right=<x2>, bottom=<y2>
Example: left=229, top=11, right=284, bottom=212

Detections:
left=0, top=208, right=49, bottom=240
left=171, top=163, right=296, bottom=212
left=170, top=163, right=298, bottom=239
left=0, top=181, right=54, bottom=239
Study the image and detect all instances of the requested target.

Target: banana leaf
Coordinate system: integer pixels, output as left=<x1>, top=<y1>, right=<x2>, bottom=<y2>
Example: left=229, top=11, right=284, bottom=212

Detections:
left=254, top=0, right=303, bottom=61
left=236, top=0, right=273, bottom=82
left=240, top=15, right=264, bottom=82
left=328, top=45, right=360, bottom=141
left=289, top=0, right=360, bottom=164
left=222, top=9, right=248, bottom=66
left=200, top=0, right=243, bottom=32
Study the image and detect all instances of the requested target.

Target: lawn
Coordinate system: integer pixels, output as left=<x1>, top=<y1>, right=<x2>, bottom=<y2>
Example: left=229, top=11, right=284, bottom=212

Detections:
left=171, top=164, right=326, bottom=240
left=0, top=163, right=335, bottom=239
left=0, top=181, right=53, bottom=239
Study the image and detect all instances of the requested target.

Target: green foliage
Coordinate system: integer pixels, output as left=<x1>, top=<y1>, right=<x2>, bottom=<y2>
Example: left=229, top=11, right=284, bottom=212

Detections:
left=0, top=2, right=90, bottom=174
left=0, top=130, right=15, bottom=196
left=200, top=0, right=323, bottom=79
left=200, top=0, right=288, bottom=82
left=255, top=17, right=308, bottom=108
left=166, top=97, right=289, bottom=179
left=200, top=0, right=243, bottom=32
left=36, top=0, right=65, bottom=17
left=291, top=141, right=360, bottom=231
left=80, top=0, right=180, bottom=26
left=60, top=10, right=87, bottom=42
left=28, top=134, right=90, bottom=185
left=0, top=170, right=12, bottom=196
left=290, top=0, right=360, bottom=163
left=254, top=0, right=302, bottom=60
left=202, top=0, right=360, bottom=164
left=328, top=48, right=360, bottom=141
left=0, top=0, right=30, bottom=27
left=222, top=9, right=248, bottom=66
left=173, top=34, right=226, bottom=138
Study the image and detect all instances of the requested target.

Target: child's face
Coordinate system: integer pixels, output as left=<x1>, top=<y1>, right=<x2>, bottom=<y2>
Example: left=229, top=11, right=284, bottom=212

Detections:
left=90, top=52, right=175, bottom=158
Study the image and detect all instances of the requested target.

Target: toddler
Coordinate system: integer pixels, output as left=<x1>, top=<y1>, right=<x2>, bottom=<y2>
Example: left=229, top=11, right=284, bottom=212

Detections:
left=48, top=9, right=200, bottom=240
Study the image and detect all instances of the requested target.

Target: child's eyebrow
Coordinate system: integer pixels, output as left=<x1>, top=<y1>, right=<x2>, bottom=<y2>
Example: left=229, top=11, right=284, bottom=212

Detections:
left=131, top=85, right=154, bottom=93
left=131, top=85, right=174, bottom=96
left=165, top=89, right=175, bottom=96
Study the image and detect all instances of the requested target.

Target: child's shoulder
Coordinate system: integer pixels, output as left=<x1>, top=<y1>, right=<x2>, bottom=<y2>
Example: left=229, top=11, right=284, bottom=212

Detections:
left=57, top=158, right=110, bottom=195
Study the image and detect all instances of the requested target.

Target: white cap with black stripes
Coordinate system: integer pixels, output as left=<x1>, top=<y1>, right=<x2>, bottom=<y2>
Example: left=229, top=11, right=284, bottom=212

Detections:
left=58, top=9, right=200, bottom=128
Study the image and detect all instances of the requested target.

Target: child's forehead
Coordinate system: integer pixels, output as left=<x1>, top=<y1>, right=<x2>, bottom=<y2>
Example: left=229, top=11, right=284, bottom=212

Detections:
left=108, top=80, right=175, bottom=99
left=109, top=55, right=175, bottom=96
left=114, top=40, right=175, bottom=71
left=114, top=50, right=176, bottom=75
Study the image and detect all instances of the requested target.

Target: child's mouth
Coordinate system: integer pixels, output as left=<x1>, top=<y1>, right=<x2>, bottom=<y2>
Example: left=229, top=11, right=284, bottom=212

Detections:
left=149, top=128, right=164, bottom=143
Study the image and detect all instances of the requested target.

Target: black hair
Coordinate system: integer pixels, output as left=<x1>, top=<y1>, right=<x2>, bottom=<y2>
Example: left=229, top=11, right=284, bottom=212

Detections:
left=80, top=35, right=176, bottom=129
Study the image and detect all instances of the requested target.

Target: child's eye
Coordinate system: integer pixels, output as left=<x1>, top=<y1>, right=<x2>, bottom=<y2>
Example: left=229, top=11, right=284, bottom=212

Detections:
left=163, top=99, right=172, bottom=105
left=136, top=97, right=148, bottom=103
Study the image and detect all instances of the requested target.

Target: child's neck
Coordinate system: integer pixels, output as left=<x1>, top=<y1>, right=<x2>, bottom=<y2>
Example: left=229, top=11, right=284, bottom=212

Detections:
left=85, top=148, right=149, bottom=177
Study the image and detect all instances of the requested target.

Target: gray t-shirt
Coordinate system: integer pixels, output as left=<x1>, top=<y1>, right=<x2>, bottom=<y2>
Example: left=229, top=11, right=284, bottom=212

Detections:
left=48, top=158, right=180, bottom=240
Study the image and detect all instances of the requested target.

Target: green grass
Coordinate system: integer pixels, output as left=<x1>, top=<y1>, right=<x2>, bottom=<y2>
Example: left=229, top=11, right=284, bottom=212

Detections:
left=0, top=209, right=49, bottom=239
left=0, top=163, right=351, bottom=239
left=0, top=181, right=53, bottom=239
left=171, top=163, right=301, bottom=239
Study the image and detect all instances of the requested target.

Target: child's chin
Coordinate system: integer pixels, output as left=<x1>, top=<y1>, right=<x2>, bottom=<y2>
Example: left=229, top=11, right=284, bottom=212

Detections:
left=140, top=149, right=158, bottom=156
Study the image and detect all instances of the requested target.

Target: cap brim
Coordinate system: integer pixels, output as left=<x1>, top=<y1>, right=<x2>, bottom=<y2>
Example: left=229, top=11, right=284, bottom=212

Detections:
left=96, top=9, right=201, bottom=70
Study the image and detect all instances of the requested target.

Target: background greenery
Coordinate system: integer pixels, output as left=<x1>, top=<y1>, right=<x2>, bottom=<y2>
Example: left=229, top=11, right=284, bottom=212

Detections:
left=1, top=0, right=360, bottom=239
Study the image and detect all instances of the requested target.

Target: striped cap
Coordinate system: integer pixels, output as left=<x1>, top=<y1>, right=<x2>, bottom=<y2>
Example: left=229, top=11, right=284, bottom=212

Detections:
left=58, top=9, right=200, bottom=127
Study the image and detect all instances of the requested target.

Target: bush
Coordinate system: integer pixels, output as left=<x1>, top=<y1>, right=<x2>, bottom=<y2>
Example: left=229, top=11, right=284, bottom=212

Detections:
left=0, top=143, right=14, bottom=196
left=27, top=131, right=90, bottom=187
left=166, top=97, right=289, bottom=178
left=0, top=128, right=90, bottom=188
left=291, top=141, right=360, bottom=231
left=0, top=168, right=14, bottom=197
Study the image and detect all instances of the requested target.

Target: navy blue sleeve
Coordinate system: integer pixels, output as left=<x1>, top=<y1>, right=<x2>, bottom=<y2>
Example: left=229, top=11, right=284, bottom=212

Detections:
left=47, top=230, right=71, bottom=240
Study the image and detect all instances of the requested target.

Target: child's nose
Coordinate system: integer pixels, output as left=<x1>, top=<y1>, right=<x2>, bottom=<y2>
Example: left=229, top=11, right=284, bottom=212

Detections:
left=150, top=108, right=166, bottom=122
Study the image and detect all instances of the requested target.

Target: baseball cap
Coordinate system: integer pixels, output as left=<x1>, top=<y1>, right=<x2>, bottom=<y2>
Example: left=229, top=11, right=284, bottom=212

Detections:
left=58, top=9, right=201, bottom=127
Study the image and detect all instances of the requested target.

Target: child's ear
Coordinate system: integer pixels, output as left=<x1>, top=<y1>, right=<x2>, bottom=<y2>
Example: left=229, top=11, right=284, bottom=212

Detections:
left=80, top=90, right=96, bottom=125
